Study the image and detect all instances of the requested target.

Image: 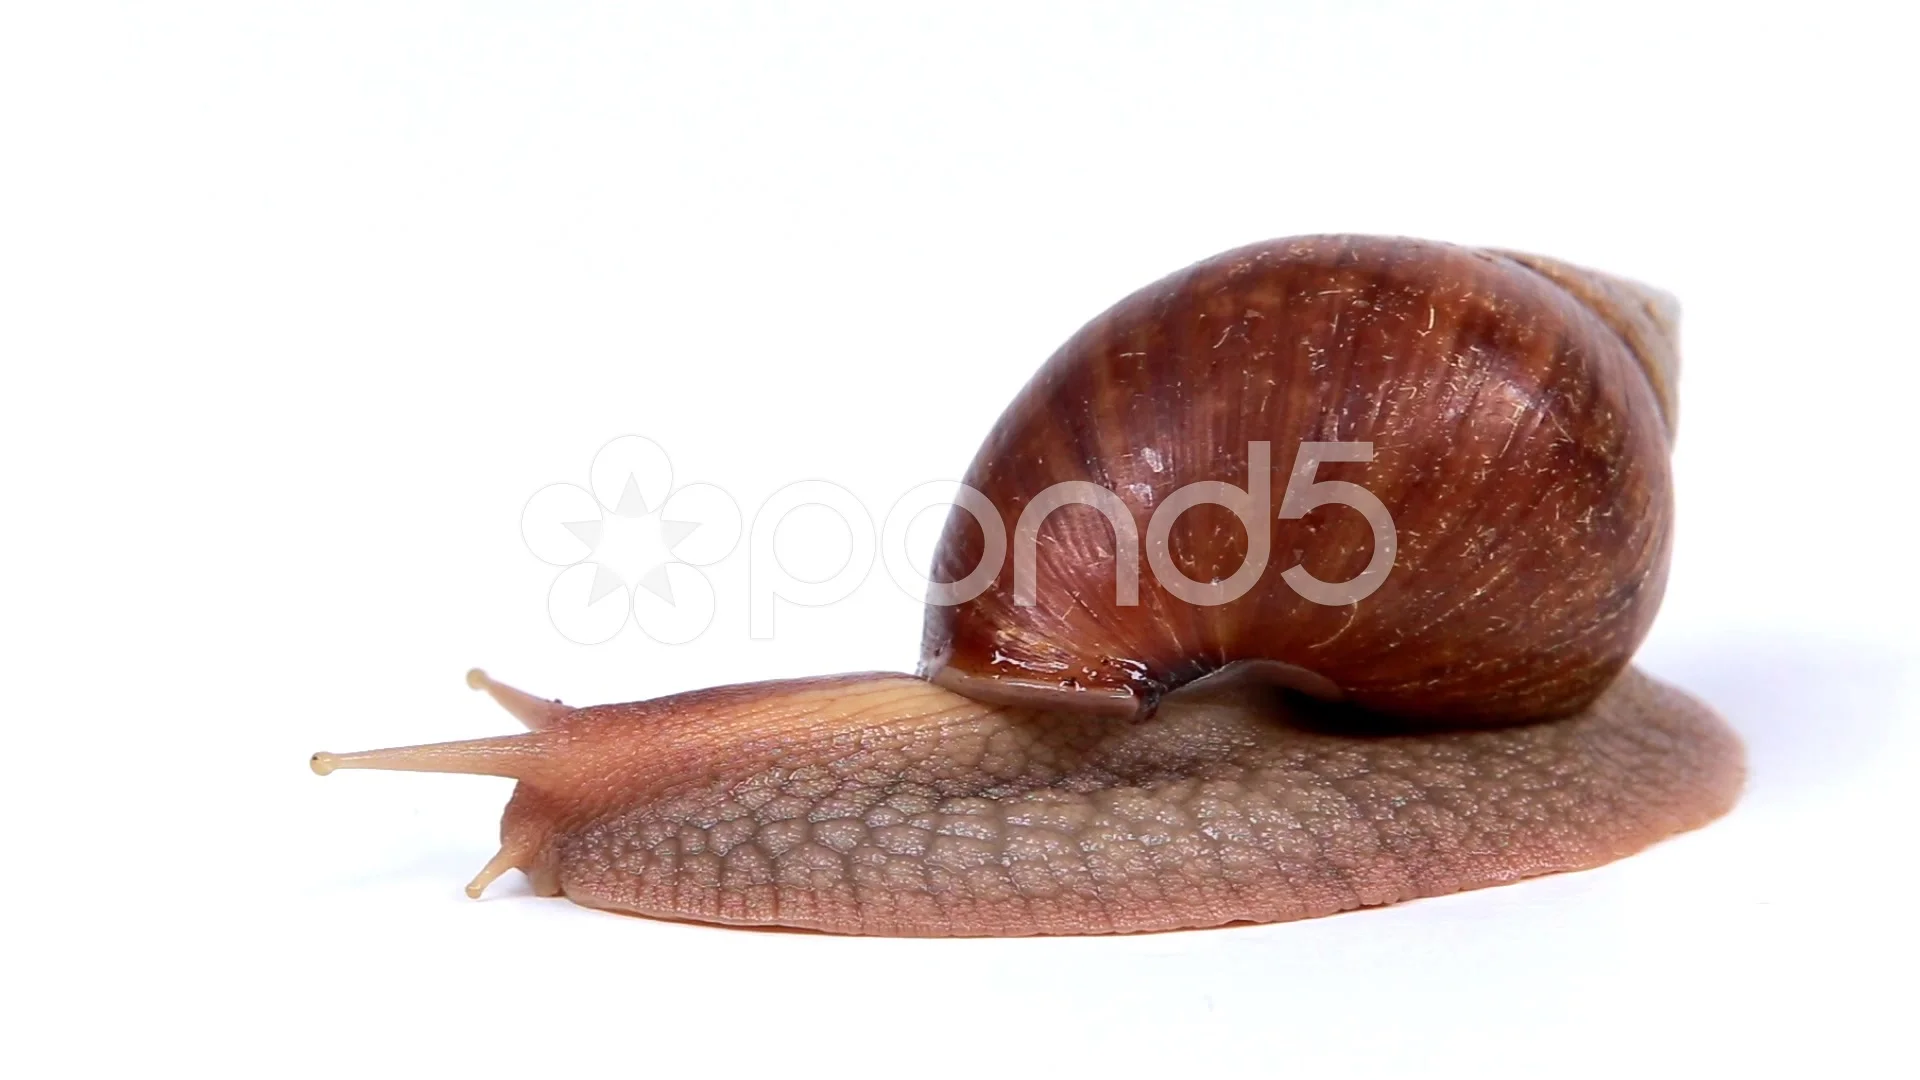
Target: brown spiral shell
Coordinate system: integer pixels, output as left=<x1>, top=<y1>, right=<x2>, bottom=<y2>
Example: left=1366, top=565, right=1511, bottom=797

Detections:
left=919, top=234, right=1680, bottom=724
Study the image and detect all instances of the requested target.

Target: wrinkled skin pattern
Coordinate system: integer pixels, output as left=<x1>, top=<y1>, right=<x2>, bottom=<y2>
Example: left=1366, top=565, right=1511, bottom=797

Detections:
left=501, top=670, right=1742, bottom=936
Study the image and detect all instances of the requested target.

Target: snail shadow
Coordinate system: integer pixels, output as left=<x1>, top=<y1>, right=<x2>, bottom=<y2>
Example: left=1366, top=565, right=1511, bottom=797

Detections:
left=1635, top=630, right=1912, bottom=811
left=1166, top=666, right=1536, bottom=739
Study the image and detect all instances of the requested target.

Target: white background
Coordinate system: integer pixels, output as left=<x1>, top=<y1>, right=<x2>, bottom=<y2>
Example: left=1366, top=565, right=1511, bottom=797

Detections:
left=4, top=3, right=1916, bottom=1076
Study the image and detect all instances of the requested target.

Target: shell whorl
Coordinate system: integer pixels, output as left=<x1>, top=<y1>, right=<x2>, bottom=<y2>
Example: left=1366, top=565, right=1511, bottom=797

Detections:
left=919, top=235, right=1678, bottom=724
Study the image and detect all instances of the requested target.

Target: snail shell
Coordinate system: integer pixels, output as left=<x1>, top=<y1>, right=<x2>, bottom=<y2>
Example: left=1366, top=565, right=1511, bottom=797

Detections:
left=311, top=235, right=1741, bottom=936
left=924, top=235, right=1680, bottom=723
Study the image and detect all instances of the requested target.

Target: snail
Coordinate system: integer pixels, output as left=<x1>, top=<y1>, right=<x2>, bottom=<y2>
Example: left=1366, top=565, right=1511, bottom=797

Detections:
left=312, top=234, right=1742, bottom=936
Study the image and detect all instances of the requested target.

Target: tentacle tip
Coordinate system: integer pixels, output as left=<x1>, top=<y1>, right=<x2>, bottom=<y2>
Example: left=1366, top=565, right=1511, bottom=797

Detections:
left=310, top=752, right=337, bottom=776
left=466, top=668, right=489, bottom=690
left=465, top=846, right=520, bottom=899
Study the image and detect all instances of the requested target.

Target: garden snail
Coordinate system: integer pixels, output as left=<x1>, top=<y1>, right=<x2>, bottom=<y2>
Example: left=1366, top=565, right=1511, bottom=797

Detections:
left=312, top=234, right=1742, bottom=936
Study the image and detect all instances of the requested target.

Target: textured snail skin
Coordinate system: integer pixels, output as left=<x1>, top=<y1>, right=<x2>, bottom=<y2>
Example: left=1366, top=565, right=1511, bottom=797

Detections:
left=924, top=235, right=1679, bottom=723
left=312, top=667, right=1739, bottom=935
left=312, top=235, right=1743, bottom=935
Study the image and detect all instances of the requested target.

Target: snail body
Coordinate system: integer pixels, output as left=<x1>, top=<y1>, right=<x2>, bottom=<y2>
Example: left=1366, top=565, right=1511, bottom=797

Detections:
left=313, top=235, right=1742, bottom=936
